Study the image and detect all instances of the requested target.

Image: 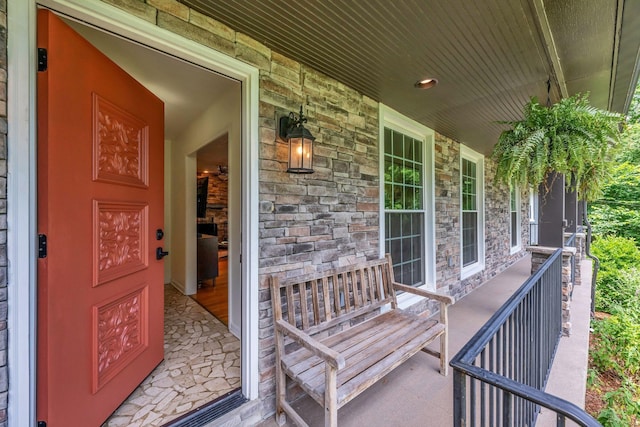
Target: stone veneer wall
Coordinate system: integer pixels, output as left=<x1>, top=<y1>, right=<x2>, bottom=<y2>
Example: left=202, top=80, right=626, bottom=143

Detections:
left=433, top=133, right=530, bottom=302
left=65, top=0, right=529, bottom=422
left=198, top=171, right=229, bottom=241
left=0, top=0, right=7, bottom=425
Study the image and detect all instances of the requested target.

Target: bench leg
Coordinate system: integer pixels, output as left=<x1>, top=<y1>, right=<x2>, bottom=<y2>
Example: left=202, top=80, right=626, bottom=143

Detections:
left=440, top=302, right=449, bottom=376
left=440, top=329, right=448, bottom=376
left=275, top=360, right=287, bottom=425
left=325, top=365, right=338, bottom=427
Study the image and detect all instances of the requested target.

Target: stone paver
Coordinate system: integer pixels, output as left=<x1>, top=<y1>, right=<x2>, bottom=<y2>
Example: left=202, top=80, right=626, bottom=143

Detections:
left=102, top=285, right=240, bottom=426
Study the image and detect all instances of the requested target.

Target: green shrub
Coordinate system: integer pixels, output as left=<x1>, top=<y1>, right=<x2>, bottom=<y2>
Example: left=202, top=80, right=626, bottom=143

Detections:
left=591, top=236, right=640, bottom=313
left=592, top=236, right=640, bottom=272
left=589, top=80, right=640, bottom=427
left=591, top=313, right=640, bottom=426
left=595, top=268, right=640, bottom=315
left=601, top=163, right=640, bottom=202
left=591, top=313, right=640, bottom=377
left=597, top=378, right=640, bottom=427
left=589, top=204, right=640, bottom=243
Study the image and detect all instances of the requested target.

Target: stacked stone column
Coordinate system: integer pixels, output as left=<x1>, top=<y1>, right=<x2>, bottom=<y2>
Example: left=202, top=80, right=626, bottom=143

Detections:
left=565, top=232, right=585, bottom=287
left=528, top=246, right=576, bottom=336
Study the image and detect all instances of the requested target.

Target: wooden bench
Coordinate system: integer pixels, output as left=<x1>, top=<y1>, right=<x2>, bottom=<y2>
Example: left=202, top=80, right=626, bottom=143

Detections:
left=270, top=254, right=455, bottom=427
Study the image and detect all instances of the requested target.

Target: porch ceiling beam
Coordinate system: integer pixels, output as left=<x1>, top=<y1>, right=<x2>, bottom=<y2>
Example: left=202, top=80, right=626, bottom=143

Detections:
left=531, top=0, right=569, bottom=99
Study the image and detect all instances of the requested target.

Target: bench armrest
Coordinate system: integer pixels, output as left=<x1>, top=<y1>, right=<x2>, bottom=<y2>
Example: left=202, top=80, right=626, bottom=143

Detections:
left=392, top=282, right=455, bottom=305
left=275, top=319, right=346, bottom=369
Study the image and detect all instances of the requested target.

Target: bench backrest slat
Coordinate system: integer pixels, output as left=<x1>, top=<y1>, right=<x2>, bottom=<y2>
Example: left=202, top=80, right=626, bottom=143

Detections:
left=321, top=276, right=331, bottom=322
left=381, top=258, right=397, bottom=309
left=286, top=285, right=295, bottom=326
left=271, top=257, right=397, bottom=334
left=299, top=279, right=309, bottom=330
left=364, top=268, right=372, bottom=304
left=366, top=264, right=376, bottom=302
left=311, top=279, right=320, bottom=327
left=349, top=270, right=359, bottom=309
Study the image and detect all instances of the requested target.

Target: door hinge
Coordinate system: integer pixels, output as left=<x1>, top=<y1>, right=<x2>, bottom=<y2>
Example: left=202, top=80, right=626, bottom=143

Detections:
left=37, top=48, right=48, bottom=72
left=38, top=234, right=47, bottom=258
left=37, top=421, right=47, bottom=427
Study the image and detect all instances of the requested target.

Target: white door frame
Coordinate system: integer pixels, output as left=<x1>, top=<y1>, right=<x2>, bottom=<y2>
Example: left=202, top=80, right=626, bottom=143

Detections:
left=7, top=1, right=260, bottom=425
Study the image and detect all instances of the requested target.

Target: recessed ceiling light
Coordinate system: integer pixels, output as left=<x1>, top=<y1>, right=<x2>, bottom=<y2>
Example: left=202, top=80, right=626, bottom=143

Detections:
left=415, top=78, right=438, bottom=89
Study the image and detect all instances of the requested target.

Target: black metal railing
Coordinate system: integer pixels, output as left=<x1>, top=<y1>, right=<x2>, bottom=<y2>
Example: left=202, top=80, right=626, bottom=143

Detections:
left=450, top=249, right=600, bottom=426
left=565, top=232, right=576, bottom=247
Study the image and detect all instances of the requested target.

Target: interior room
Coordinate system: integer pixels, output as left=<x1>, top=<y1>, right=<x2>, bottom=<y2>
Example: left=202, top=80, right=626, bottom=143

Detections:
left=192, top=135, right=231, bottom=325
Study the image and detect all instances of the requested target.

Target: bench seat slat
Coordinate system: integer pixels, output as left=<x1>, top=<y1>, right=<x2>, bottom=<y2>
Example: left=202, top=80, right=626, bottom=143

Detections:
left=299, top=314, right=437, bottom=392
left=281, top=310, right=444, bottom=408
left=337, top=323, right=445, bottom=405
left=284, top=310, right=422, bottom=376
left=303, top=315, right=436, bottom=387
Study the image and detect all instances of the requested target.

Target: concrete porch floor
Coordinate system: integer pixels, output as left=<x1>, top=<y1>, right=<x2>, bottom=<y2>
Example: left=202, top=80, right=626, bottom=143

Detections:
left=257, top=254, right=593, bottom=427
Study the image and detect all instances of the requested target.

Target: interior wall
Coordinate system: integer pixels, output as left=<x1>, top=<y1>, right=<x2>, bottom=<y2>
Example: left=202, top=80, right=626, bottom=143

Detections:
left=170, top=84, right=242, bottom=335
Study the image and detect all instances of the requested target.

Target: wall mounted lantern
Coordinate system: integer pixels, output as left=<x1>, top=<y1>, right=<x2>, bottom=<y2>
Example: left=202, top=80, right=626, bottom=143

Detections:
left=279, top=105, right=315, bottom=174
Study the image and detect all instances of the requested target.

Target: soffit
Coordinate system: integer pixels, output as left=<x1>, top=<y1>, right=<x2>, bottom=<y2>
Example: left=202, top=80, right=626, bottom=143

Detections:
left=181, top=0, right=640, bottom=155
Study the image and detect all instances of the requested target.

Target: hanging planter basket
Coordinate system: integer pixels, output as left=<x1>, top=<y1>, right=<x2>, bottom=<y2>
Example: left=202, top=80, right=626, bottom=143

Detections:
left=492, top=94, right=623, bottom=201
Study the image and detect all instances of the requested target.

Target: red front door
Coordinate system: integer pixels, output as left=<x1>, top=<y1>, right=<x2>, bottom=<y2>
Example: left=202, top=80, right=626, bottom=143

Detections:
left=37, top=10, right=165, bottom=426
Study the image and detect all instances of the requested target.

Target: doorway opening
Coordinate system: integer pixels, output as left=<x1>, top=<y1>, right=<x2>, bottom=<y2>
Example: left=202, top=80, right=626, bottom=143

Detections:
left=56, top=15, right=244, bottom=427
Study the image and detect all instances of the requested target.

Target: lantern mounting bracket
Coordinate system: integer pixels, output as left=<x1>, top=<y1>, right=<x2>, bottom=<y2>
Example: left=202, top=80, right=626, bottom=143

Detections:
left=278, top=106, right=307, bottom=140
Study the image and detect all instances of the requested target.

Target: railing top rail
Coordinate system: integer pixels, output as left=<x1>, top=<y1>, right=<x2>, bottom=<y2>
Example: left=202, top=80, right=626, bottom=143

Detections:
left=451, top=364, right=601, bottom=427
left=566, top=232, right=577, bottom=246
left=450, top=248, right=563, bottom=365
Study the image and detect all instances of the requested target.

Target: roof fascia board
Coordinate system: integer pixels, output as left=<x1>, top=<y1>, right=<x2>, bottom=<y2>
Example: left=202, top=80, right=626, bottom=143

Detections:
left=611, top=0, right=640, bottom=114
left=531, top=0, right=569, bottom=99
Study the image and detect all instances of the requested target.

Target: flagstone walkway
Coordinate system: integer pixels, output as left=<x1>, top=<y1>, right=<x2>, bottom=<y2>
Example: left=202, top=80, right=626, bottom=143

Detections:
left=102, top=285, right=240, bottom=427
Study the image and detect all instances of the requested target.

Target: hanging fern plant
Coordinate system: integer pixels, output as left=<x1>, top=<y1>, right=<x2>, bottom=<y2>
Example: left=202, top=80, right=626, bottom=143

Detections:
left=492, top=94, right=623, bottom=201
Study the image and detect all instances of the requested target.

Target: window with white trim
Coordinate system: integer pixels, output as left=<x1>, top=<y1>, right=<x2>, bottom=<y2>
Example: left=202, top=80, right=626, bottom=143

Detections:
left=460, top=146, right=484, bottom=278
left=384, top=128, right=424, bottom=285
left=510, top=185, right=521, bottom=252
left=380, top=105, right=434, bottom=291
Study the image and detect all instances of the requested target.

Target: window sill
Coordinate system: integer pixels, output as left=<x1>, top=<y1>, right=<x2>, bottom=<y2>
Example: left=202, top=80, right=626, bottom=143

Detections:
left=396, top=283, right=436, bottom=310
left=461, top=263, right=484, bottom=280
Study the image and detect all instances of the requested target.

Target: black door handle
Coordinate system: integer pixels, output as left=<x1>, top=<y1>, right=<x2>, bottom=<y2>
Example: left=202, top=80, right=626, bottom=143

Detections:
left=156, top=247, right=169, bottom=260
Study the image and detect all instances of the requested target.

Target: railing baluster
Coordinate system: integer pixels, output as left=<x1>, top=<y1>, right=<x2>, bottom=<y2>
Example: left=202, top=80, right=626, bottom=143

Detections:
left=453, top=370, right=466, bottom=426
left=480, top=351, right=486, bottom=427
left=470, top=371, right=476, bottom=427
left=557, top=413, right=566, bottom=427
left=489, top=342, right=496, bottom=426
left=502, top=391, right=512, bottom=426
left=495, top=336, right=500, bottom=426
